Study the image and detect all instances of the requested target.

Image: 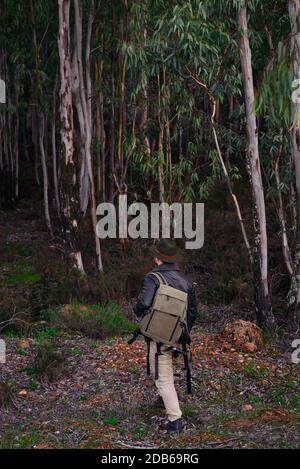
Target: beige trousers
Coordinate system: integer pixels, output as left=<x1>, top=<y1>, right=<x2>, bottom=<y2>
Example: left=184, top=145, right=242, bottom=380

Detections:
left=149, top=341, right=182, bottom=422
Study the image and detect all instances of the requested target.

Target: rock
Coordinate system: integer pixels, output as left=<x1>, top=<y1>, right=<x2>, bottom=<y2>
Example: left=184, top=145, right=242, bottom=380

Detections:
left=18, top=389, right=27, bottom=396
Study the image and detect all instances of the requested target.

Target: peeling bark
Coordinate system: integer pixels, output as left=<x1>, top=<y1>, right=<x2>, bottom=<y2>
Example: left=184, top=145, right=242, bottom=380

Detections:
left=57, top=0, right=85, bottom=273
left=238, top=0, right=275, bottom=329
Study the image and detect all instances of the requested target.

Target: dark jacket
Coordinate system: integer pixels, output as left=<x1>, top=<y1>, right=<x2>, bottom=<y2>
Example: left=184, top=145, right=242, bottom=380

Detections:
left=133, top=262, right=197, bottom=332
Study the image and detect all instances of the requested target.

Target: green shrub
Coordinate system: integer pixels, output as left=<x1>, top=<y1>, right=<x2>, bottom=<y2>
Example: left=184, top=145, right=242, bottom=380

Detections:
left=24, top=340, right=66, bottom=383
left=47, top=302, right=137, bottom=339
left=0, top=431, right=43, bottom=449
left=133, top=425, right=147, bottom=440
left=32, top=245, right=129, bottom=305
left=181, top=402, right=198, bottom=418
left=201, top=277, right=252, bottom=305
left=33, top=327, right=58, bottom=344
left=104, top=410, right=120, bottom=427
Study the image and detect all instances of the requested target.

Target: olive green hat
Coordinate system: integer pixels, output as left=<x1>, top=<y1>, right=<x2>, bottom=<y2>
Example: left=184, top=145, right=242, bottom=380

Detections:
left=150, top=239, right=179, bottom=263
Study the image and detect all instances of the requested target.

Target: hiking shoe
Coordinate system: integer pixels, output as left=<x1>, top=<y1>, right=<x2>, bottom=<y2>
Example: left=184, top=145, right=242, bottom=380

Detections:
left=166, top=418, right=184, bottom=434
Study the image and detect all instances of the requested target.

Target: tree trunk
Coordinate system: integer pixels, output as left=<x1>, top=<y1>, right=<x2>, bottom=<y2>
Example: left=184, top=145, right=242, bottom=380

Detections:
left=71, top=0, right=103, bottom=271
left=108, top=7, right=116, bottom=203
left=0, top=47, right=15, bottom=209
left=14, top=68, right=20, bottom=201
left=52, top=71, right=60, bottom=216
left=273, top=133, right=293, bottom=277
left=85, top=0, right=103, bottom=271
left=288, top=0, right=300, bottom=334
left=39, top=112, right=53, bottom=236
left=95, top=59, right=106, bottom=201
left=140, top=82, right=152, bottom=194
left=238, top=0, right=275, bottom=329
left=157, top=73, right=165, bottom=202
left=57, top=0, right=85, bottom=273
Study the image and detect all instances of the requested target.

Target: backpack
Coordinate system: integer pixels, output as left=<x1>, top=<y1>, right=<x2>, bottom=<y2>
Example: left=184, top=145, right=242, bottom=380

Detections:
left=129, top=271, right=192, bottom=394
left=140, top=272, right=188, bottom=345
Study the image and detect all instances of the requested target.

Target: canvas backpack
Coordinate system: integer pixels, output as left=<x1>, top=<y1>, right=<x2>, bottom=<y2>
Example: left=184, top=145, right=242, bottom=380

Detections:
left=129, top=271, right=192, bottom=394
left=140, top=272, right=188, bottom=346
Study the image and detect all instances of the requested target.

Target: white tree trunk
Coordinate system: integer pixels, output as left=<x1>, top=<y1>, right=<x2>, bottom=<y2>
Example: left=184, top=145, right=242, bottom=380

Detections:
left=39, top=112, right=53, bottom=236
left=52, top=72, right=60, bottom=215
left=72, top=0, right=103, bottom=271
left=238, top=0, right=274, bottom=328
left=58, top=0, right=85, bottom=273
left=288, top=0, right=300, bottom=333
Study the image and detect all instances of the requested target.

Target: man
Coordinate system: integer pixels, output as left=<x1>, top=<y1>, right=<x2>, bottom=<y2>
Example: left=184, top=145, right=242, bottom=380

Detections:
left=133, top=239, right=197, bottom=434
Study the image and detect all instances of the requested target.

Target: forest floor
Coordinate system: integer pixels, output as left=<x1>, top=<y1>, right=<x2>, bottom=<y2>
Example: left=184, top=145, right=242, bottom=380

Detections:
left=0, top=208, right=300, bottom=449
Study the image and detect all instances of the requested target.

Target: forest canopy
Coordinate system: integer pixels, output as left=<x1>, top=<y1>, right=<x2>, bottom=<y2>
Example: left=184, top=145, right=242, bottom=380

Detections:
left=0, top=0, right=300, bottom=334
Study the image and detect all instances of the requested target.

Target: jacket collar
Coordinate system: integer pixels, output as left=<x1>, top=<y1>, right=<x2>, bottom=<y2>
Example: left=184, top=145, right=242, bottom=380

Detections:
left=153, top=262, right=180, bottom=272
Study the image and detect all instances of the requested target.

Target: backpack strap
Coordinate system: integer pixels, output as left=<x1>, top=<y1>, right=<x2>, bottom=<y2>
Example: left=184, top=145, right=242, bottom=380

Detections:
left=128, top=328, right=140, bottom=345
left=173, top=339, right=192, bottom=395
left=182, top=341, right=192, bottom=395
left=154, top=342, right=162, bottom=380
left=148, top=271, right=168, bottom=286
left=180, top=320, right=191, bottom=345
left=145, top=337, right=151, bottom=376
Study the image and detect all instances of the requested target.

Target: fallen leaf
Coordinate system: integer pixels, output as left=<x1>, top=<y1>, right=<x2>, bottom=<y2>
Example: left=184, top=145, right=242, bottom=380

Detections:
left=144, top=379, right=155, bottom=387
left=242, top=342, right=257, bottom=353
left=18, top=339, right=30, bottom=350
left=209, top=381, right=221, bottom=391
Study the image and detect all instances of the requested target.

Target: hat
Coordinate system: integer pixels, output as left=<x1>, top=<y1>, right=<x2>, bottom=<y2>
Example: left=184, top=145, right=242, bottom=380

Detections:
left=150, top=239, right=179, bottom=263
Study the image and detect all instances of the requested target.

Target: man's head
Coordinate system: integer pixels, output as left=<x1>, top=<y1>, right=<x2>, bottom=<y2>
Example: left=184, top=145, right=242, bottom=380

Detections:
left=151, top=239, right=178, bottom=264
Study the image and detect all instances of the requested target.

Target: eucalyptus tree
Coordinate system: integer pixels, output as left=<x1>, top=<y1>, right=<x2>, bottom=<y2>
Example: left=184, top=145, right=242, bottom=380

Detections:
left=71, top=0, right=103, bottom=271
left=57, top=0, right=85, bottom=273
left=0, top=0, right=27, bottom=209
left=255, top=0, right=300, bottom=331
left=237, top=0, right=275, bottom=328
left=288, top=0, right=300, bottom=332
left=2, top=0, right=300, bottom=325
left=140, top=0, right=274, bottom=328
left=29, top=0, right=54, bottom=236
